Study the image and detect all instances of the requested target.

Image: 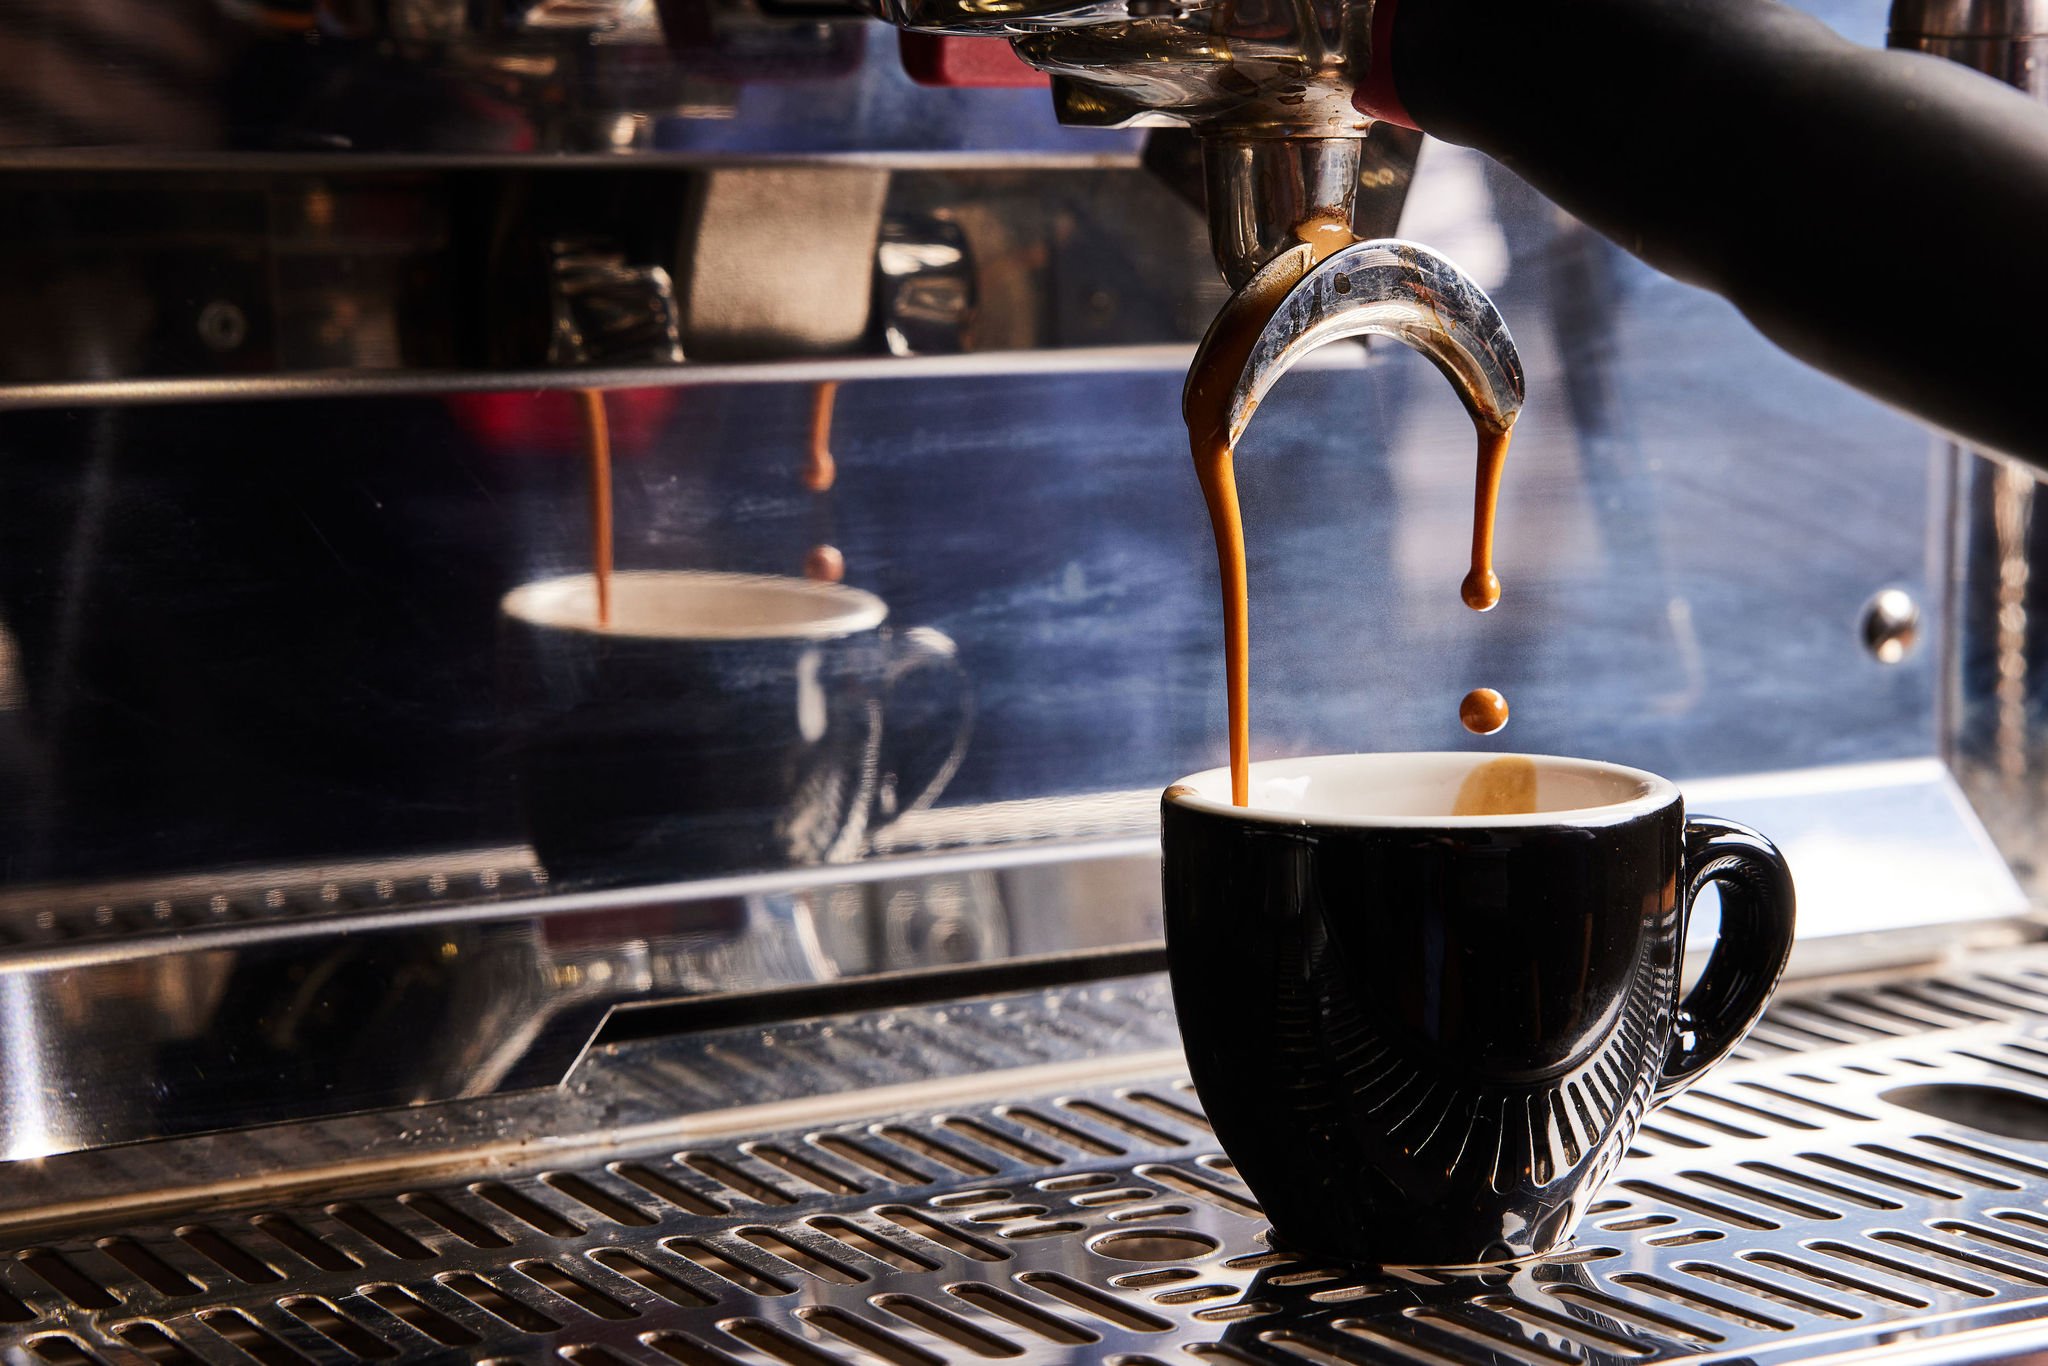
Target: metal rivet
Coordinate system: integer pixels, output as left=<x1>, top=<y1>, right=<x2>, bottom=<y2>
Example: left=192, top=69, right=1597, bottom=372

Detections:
left=195, top=300, right=247, bottom=352
left=1861, top=587, right=1921, bottom=664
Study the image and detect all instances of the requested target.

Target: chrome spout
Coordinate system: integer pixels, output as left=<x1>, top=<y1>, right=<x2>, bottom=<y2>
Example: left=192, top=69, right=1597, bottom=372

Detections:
left=1191, top=237, right=1523, bottom=447
left=1204, top=138, right=1365, bottom=288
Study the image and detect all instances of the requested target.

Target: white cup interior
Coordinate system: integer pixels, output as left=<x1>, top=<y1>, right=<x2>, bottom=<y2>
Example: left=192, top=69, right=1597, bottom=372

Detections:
left=1168, top=752, right=1677, bottom=827
left=502, top=570, right=888, bottom=641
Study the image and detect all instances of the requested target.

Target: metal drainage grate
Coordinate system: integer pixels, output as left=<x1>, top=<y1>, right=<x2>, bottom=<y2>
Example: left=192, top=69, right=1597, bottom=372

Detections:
left=18, top=977, right=2048, bottom=1366
left=1735, top=962, right=2048, bottom=1061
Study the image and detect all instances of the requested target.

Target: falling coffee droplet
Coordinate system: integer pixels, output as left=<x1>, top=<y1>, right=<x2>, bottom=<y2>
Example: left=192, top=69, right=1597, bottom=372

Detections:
left=1460, top=687, right=1509, bottom=735
left=805, top=544, right=846, bottom=583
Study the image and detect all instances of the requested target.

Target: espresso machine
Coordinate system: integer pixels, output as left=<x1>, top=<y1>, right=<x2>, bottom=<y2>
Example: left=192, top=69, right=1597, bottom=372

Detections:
left=7, top=0, right=2048, bottom=1359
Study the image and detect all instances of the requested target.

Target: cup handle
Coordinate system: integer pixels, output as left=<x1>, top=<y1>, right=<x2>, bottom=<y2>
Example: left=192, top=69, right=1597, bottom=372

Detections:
left=1654, top=816, right=1797, bottom=1104
left=876, top=626, right=974, bottom=822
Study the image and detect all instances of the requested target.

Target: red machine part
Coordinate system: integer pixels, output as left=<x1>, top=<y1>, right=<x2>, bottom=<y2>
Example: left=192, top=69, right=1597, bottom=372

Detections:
left=897, top=32, right=1050, bottom=86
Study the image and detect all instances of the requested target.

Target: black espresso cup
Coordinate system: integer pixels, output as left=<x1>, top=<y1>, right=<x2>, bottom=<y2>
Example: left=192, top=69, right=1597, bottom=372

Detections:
left=1162, top=752, right=1794, bottom=1267
left=502, top=570, right=971, bottom=885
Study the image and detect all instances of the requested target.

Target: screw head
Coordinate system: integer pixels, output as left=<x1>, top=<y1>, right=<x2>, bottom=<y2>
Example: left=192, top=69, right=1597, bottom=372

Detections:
left=1862, top=587, right=1921, bottom=664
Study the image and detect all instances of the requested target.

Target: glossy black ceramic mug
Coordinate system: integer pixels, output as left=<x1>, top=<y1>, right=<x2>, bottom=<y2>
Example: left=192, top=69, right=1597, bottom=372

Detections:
left=502, top=570, right=971, bottom=885
left=1162, top=752, right=1794, bottom=1267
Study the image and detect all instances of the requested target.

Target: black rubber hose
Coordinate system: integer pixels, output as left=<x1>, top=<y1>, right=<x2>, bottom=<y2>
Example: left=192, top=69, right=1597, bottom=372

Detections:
left=1389, top=0, right=2048, bottom=462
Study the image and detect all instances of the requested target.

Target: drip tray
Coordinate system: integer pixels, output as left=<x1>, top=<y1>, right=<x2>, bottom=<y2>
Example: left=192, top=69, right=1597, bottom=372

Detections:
left=17, top=960, right=2048, bottom=1365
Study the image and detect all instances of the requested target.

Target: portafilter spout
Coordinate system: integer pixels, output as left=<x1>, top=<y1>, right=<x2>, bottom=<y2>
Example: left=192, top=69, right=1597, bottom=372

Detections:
left=1188, top=238, right=1523, bottom=448
left=1203, top=140, right=1369, bottom=291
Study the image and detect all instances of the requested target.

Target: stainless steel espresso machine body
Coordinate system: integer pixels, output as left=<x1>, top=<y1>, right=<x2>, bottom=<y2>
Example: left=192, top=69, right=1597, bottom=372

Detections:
left=6, top=0, right=2048, bottom=1362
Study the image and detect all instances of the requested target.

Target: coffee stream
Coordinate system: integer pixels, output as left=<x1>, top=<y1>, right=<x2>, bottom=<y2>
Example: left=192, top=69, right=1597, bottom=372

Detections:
left=806, top=380, right=839, bottom=494
left=1187, top=222, right=1516, bottom=807
left=805, top=381, right=846, bottom=583
left=581, top=389, right=614, bottom=626
left=583, top=383, right=850, bottom=630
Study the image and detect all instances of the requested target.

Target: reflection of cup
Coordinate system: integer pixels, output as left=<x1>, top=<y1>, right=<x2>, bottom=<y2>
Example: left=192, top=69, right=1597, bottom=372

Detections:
left=1162, top=752, right=1794, bottom=1267
left=502, top=570, right=970, bottom=886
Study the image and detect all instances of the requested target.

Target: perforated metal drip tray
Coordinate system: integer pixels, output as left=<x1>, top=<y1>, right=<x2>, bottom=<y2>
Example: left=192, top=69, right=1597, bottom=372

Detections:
left=21, top=955, right=2048, bottom=1366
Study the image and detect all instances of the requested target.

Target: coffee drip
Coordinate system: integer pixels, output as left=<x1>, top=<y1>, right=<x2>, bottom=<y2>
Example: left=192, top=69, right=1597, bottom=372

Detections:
left=1459, top=687, right=1509, bottom=736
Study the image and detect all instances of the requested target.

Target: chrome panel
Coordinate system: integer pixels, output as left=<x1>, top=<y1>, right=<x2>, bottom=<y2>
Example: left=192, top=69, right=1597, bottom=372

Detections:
left=0, top=147, right=1937, bottom=892
left=0, top=165, right=1222, bottom=392
left=0, top=5, right=1123, bottom=161
left=0, top=759, right=2024, bottom=1160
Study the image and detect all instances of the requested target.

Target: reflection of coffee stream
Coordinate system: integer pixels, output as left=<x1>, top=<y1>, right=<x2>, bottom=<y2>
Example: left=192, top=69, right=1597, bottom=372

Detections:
left=806, top=381, right=839, bottom=493
left=1188, top=222, right=1516, bottom=806
left=805, top=381, right=845, bottom=583
left=580, top=389, right=614, bottom=626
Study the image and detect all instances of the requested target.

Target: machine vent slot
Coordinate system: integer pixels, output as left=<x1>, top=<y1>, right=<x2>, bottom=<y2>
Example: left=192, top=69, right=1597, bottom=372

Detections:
left=279, top=1296, right=397, bottom=1359
left=95, top=1240, right=200, bottom=1297
left=1671, top=1262, right=1859, bottom=1319
left=195, top=1308, right=312, bottom=1366
left=870, top=1293, right=1021, bottom=1357
left=872, top=1126, right=997, bottom=1177
left=438, top=1273, right=560, bottom=1333
left=1058, top=1100, right=1181, bottom=1148
left=944, top=1283, right=1096, bottom=1343
left=252, top=1215, right=360, bottom=1270
left=679, top=1154, right=797, bottom=1206
left=609, top=1164, right=725, bottom=1216
left=587, top=1249, right=714, bottom=1307
left=664, top=1239, right=795, bottom=1295
left=1740, top=1251, right=1929, bottom=1308
left=360, top=1284, right=480, bottom=1345
left=806, top=1217, right=938, bottom=1272
left=809, top=1135, right=931, bottom=1187
left=468, top=1184, right=584, bottom=1237
left=1470, top=1294, right=1658, bottom=1357
left=743, top=1145, right=865, bottom=1195
left=513, top=1260, right=636, bottom=1320
left=873, top=1207, right=1006, bottom=1262
left=113, top=1321, right=201, bottom=1365
left=26, top=1333, right=102, bottom=1365
left=558, top=1345, right=636, bottom=1366
left=1868, top=1230, right=2048, bottom=1285
left=1539, top=1285, right=1723, bottom=1344
left=1014, top=1271, right=1171, bottom=1332
left=1131, top=1165, right=1260, bottom=1218
left=641, top=1330, right=746, bottom=1365
left=1257, top=1329, right=1378, bottom=1364
left=795, top=1306, right=943, bottom=1366
left=18, top=1251, right=119, bottom=1309
left=325, top=1205, right=434, bottom=1261
left=393, top=1196, right=508, bottom=1249
left=1397, top=1305, right=1581, bottom=1362
left=722, top=1318, right=858, bottom=1366
left=539, top=1174, right=657, bottom=1227
left=997, top=1107, right=1124, bottom=1156
left=734, top=1229, right=865, bottom=1285
left=1796, top=1152, right=1959, bottom=1200
left=934, top=1118, right=1058, bottom=1167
